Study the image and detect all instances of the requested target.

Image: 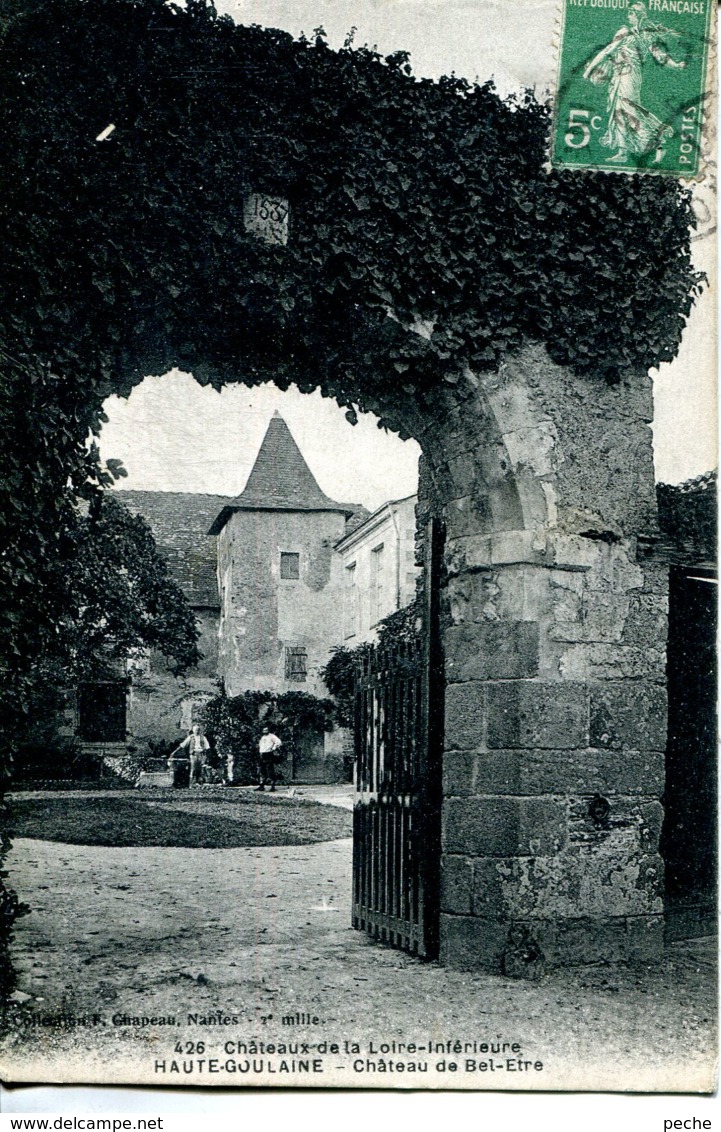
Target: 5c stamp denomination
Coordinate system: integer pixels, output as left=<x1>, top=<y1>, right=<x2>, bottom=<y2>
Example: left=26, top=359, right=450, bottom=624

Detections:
left=551, top=0, right=714, bottom=176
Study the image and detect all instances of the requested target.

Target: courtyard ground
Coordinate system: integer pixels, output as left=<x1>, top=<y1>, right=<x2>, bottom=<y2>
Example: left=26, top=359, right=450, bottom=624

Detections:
left=0, top=788, right=716, bottom=1093
left=8, top=785, right=353, bottom=847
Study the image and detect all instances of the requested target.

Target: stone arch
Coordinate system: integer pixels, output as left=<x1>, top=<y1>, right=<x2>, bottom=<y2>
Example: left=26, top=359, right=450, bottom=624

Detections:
left=1, top=0, right=675, bottom=975
left=8, top=182, right=668, bottom=981
left=347, top=343, right=665, bottom=974
left=97, top=327, right=666, bottom=976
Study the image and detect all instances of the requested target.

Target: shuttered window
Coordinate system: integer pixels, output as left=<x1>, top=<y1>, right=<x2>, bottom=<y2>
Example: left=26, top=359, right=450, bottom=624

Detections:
left=285, top=646, right=307, bottom=682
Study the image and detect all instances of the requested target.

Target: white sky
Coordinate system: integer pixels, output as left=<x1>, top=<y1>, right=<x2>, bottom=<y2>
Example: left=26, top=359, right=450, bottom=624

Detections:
left=100, top=0, right=717, bottom=499
left=102, top=375, right=421, bottom=511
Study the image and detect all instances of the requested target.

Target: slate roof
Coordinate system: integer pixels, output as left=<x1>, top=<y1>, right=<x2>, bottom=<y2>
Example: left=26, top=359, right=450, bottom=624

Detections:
left=114, top=490, right=229, bottom=607
left=342, top=506, right=373, bottom=539
left=657, top=471, right=717, bottom=570
left=209, top=413, right=362, bottom=535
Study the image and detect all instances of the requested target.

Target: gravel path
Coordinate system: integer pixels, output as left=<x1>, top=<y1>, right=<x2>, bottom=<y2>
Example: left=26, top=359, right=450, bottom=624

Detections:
left=0, top=828, right=715, bottom=1092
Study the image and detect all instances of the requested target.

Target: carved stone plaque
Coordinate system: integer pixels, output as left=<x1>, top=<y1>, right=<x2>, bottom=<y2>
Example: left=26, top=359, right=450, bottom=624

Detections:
left=243, top=193, right=290, bottom=245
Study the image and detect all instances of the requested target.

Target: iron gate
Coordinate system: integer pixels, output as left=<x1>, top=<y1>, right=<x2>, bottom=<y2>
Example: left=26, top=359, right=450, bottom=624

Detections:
left=352, top=518, right=444, bottom=958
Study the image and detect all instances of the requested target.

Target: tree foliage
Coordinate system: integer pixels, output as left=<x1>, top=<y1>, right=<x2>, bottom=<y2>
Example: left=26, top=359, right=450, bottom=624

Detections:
left=657, top=474, right=717, bottom=564
left=11, top=495, right=200, bottom=787
left=0, top=492, right=199, bottom=995
left=319, top=644, right=373, bottom=730
left=60, top=496, right=201, bottom=680
left=202, top=689, right=336, bottom=782
left=375, top=600, right=423, bottom=646
left=15, top=494, right=200, bottom=722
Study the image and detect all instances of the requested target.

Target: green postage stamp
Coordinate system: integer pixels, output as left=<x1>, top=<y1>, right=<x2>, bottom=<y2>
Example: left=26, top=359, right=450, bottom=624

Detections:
left=551, top=0, right=714, bottom=176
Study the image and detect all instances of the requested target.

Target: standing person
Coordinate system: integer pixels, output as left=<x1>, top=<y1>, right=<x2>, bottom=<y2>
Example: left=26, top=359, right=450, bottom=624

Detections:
left=257, top=726, right=282, bottom=792
left=169, top=724, right=210, bottom=788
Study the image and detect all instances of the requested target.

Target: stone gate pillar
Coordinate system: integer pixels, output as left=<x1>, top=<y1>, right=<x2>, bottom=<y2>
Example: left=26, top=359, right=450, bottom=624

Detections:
left=416, top=344, right=667, bottom=973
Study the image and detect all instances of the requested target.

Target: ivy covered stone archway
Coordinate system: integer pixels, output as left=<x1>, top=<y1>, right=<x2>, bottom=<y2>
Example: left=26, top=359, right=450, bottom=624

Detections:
left=0, top=0, right=702, bottom=982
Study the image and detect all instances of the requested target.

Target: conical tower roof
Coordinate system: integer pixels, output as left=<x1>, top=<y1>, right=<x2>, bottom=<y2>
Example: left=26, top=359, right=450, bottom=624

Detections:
left=209, top=412, right=356, bottom=534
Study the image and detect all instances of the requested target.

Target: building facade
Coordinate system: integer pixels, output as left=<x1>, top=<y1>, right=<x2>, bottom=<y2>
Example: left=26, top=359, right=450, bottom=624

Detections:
left=109, top=491, right=226, bottom=750
left=209, top=413, right=360, bottom=698
left=207, top=413, right=370, bottom=783
left=335, top=495, right=419, bottom=645
left=68, top=415, right=419, bottom=783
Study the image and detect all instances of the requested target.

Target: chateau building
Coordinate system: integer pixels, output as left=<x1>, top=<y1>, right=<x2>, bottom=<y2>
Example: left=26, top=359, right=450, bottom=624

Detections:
left=335, top=494, right=419, bottom=645
left=81, top=413, right=419, bottom=782
left=112, top=490, right=225, bottom=748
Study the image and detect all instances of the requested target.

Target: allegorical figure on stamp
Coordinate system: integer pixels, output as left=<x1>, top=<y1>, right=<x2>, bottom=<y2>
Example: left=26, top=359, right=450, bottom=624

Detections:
left=583, top=1, right=686, bottom=164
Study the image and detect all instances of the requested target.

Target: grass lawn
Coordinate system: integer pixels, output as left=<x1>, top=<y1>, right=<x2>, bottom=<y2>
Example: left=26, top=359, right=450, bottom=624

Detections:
left=9, top=790, right=352, bottom=848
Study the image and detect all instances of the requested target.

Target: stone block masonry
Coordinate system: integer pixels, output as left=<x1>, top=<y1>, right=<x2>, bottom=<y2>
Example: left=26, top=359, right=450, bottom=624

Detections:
left=485, top=682, right=589, bottom=750
left=412, top=342, right=668, bottom=976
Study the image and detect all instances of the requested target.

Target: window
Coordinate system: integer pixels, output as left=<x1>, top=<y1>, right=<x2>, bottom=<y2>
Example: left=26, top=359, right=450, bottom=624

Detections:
left=77, top=681, right=127, bottom=742
left=280, top=551, right=300, bottom=580
left=285, top=646, right=307, bottom=682
left=345, top=563, right=358, bottom=638
left=370, top=544, right=385, bottom=626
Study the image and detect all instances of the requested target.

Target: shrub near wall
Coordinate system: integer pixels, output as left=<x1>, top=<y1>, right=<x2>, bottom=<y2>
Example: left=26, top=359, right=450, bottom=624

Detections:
left=320, top=600, right=421, bottom=726
left=203, top=690, right=336, bottom=783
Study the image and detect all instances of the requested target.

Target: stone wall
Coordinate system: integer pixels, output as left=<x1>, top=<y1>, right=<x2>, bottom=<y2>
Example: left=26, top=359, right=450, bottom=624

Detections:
left=115, top=490, right=226, bottom=756
left=402, top=341, right=667, bottom=974
left=217, top=508, right=348, bottom=698
left=127, top=608, right=220, bottom=752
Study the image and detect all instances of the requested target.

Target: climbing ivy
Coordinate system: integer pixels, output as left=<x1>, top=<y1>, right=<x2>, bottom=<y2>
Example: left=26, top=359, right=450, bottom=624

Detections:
left=320, top=600, right=421, bottom=726
left=0, top=0, right=703, bottom=709
left=319, top=644, right=373, bottom=730
left=657, top=474, right=717, bottom=564
left=202, top=689, right=336, bottom=782
left=0, top=0, right=704, bottom=998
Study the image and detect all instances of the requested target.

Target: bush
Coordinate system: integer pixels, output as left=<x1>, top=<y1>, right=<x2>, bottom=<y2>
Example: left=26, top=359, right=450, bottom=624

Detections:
left=319, top=599, right=421, bottom=726
left=202, top=689, right=336, bottom=783
left=319, top=644, right=371, bottom=729
left=14, top=738, right=100, bottom=784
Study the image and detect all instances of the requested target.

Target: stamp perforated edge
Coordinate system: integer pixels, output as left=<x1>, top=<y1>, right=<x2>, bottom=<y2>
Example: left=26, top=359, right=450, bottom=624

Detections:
left=544, top=0, right=717, bottom=183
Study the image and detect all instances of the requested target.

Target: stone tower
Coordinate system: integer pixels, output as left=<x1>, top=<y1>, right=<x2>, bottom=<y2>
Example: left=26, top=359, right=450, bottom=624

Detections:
left=209, top=413, right=356, bottom=699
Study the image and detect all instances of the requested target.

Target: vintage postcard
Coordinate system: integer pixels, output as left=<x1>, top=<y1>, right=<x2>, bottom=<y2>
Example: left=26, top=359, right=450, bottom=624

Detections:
left=0, top=0, right=716, bottom=1095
